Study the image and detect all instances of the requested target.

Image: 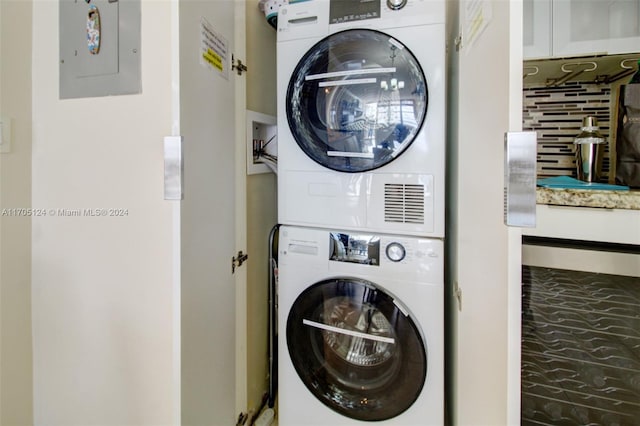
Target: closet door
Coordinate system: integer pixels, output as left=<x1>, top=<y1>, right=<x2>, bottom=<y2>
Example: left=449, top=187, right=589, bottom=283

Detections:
left=179, top=0, right=247, bottom=424
left=448, top=0, right=524, bottom=424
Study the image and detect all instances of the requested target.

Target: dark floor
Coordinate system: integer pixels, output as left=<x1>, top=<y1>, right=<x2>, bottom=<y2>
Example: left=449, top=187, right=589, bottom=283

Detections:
left=521, top=266, right=640, bottom=426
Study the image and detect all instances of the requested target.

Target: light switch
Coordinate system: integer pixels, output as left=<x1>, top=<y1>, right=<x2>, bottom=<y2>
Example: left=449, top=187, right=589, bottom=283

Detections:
left=0, top=116, right=11, bottom=154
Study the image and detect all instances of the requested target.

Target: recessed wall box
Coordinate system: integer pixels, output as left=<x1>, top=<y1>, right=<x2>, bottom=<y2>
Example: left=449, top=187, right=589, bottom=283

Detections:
left=247, top=110, right=277, bottom=175
left=59, top=0, right=141, bottom=99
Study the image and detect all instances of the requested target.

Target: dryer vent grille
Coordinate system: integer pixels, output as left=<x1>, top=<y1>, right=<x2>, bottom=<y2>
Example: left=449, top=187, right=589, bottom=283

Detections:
left=384, top=184, right=425, bottom=224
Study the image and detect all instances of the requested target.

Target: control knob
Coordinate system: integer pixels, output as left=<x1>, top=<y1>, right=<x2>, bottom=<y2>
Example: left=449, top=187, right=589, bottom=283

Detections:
left=387, top=0, right=408, bottom=10
left=385, top=242, right=406, bottom=262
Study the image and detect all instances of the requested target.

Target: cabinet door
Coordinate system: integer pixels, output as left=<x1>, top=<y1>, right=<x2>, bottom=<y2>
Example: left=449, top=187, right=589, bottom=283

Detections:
left=179, top=0, right=247, bottom=424
left=524, top=0, right=552, bottom=59
left=449, top=0, right=523, bottom=424
left=553, top=0, right=640, bottom=56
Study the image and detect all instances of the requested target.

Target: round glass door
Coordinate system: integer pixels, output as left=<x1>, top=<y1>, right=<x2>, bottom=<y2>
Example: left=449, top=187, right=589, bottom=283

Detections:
left=286, top=278, right=427, bottom=421
left=287, top=29, right=429, bottom=173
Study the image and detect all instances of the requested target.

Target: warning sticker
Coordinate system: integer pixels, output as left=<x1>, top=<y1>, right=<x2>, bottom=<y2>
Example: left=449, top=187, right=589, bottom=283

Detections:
left=200, top=17, right=229, bottom=79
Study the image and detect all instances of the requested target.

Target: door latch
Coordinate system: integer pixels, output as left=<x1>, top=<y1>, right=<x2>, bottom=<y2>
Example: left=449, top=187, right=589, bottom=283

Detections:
left=232, top=250, right=249, bottom=273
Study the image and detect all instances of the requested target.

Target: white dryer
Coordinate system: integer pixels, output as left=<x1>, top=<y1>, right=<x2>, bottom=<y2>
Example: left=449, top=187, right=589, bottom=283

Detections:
left=277, top=0, right=445, bottom=237
left=277, top=225, right=444, bottom=425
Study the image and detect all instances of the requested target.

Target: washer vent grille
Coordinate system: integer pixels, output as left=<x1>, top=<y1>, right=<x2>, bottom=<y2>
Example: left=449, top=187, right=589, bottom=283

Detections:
left=384, top=184, right=425, bottom=224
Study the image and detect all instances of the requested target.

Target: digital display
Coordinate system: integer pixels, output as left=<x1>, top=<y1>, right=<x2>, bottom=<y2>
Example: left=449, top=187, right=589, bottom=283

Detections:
left=329, top=0, right=381, bottom=24
left=329, top=233, right=380, bottom=266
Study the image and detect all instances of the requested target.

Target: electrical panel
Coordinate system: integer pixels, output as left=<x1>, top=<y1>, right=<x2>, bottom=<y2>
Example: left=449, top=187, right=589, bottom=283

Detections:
left=59, top=0, right=141, bottom=99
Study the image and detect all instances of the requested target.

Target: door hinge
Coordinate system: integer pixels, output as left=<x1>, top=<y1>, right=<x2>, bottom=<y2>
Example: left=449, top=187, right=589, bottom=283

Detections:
left=236, top=412, right=248, bottom=426
left=232, top=250, right=249, bottom=274
left=454, top=34, right=463, bottom=52
left=232, top=54, right=248, bottom=76
left=454, top=281, right=462, bottom=311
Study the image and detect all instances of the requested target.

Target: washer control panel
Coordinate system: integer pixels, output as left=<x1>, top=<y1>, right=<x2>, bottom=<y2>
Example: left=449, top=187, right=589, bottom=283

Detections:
left=329, top=232, right=381, bottom=266
left=281, top=226, right=443, bottom=282
left=328, top=230, right=440, bottom=268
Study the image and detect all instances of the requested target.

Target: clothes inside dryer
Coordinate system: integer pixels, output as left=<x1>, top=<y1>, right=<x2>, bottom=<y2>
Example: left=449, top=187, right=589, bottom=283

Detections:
left=286, top=29, right=428, bottom=172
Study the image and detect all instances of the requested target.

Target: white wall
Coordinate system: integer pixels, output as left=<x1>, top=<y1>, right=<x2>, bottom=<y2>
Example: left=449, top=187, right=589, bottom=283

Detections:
left=0, top=1, right=34, bottom=424
left=31, top=1, right=175, bottom=424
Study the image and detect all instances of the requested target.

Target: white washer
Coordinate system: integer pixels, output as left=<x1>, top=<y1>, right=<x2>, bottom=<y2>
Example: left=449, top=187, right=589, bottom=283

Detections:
left=277, top=225, right=444, bottom=425
left=277, top=0, right=445, bottom=237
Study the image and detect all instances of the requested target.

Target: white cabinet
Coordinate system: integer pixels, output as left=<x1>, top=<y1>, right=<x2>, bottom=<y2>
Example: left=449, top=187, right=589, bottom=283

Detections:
left=522, top=205, right=640, bottom=277
left=553, top=0, right=640, bottom=56
left=524, top=0, right=552, bottom=58
left=524, top=0, right=640, bottom=59
left=523, top=204, right=640, bottom=245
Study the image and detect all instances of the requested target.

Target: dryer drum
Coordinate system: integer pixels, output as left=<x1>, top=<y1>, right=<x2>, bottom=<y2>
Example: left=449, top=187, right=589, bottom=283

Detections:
left=286, top=278, right=427, bottom=421
left=286, top=28, right=429, bottom=173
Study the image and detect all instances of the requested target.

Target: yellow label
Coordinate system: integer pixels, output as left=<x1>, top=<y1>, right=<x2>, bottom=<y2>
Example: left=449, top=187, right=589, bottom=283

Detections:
left=203, top=48, right=223, bottom=72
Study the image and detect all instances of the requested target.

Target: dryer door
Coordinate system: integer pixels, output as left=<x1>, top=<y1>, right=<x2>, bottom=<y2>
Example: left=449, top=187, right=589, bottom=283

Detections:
left=286, top=277, right=427, bottom=421
left=286, top=29, right=428, bottom=173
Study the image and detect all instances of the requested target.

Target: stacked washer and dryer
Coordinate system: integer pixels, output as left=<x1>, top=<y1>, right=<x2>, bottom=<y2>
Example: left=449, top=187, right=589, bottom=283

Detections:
left=275, top=1, right=446, bottom=424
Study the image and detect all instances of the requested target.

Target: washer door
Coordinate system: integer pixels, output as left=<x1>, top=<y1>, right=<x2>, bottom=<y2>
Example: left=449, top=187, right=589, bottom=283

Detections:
left=286, top=29, right=428, bottom=173
left=286, top=277, right=427, bottom=421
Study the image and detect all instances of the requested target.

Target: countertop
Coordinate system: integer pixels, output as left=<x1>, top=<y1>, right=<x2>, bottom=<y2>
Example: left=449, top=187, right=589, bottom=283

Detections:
left=536, top=187, right=640, bottom=210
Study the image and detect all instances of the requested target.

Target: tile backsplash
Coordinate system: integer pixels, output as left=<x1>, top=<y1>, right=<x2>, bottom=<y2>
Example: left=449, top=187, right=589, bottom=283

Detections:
left=523, top=82, right=612, bottom=181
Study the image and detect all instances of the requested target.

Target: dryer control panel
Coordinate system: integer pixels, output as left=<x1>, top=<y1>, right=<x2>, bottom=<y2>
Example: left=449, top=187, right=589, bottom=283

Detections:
left=278, top=0, right=445, bottom=42
left=328, top=0, right=421, bottom=24
left=329, top=0, right=381, bottom=25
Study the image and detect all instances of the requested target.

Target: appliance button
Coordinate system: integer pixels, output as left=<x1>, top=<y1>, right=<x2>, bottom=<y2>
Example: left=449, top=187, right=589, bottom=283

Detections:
left=385, top=242, right=406, bottom=262
left=387, top=0, right=408, bottom=10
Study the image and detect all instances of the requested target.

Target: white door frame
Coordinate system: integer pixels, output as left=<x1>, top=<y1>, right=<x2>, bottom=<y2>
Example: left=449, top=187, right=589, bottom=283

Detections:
left=234, top=0, right=249, bottom=419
